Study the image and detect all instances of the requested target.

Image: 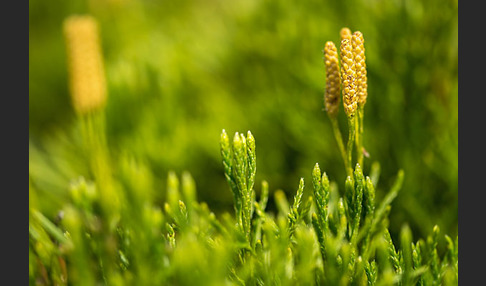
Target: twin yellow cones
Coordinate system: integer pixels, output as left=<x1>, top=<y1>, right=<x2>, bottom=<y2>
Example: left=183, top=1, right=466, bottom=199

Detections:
left=324, top=27, right=368, bottom=119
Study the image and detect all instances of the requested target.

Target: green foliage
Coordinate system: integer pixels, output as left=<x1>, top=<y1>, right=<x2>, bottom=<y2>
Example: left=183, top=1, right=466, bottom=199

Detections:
left=29, top=125, right=457, bottom=284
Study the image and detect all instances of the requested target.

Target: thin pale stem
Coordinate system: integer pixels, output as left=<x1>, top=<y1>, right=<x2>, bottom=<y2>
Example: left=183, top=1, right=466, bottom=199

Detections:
left=330, top=117, right=351, bottom=176
left=356, top=107, right=364, bottom=167
left=81, top=112, right=110, bottom=186
left=347, top=116, right=356, bottom=177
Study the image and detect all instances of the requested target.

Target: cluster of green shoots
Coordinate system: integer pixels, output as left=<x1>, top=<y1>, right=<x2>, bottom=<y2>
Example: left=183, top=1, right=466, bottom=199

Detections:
left=217, top=130, right=457, bottom=286
left=29, top=19, right=458, bottom=285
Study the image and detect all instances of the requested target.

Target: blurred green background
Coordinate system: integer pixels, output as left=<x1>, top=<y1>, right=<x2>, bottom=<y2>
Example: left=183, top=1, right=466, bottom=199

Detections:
left=29, top=0, right=457, bottom=240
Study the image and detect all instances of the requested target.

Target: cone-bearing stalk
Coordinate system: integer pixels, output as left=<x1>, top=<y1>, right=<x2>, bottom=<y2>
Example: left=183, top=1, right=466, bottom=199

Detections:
left=340, top=38, right=358, bottom=176
left=64, top=15, right=119, bottom=231
left=352, top=31, right=368, bottom=167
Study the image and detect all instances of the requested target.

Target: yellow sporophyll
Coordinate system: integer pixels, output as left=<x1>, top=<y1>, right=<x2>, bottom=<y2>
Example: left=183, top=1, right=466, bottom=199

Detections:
left=340, top=27, right=352, bottom=42
left=351, top=31, right=368, bottom=108
left=63, top=15, right=107, bottom=114
left=340, top=39, right=357, bottom=117
left=324, top=41, right=341, bottom=118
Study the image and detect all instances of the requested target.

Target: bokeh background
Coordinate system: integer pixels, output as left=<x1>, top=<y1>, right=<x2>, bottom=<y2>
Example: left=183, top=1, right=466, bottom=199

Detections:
left=29, top=0, right=458, bottom=240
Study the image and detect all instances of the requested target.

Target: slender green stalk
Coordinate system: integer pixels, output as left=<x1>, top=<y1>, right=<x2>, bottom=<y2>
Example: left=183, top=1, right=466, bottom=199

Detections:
left=80, top=112, right=120, bottom=228
left=330, top=117, right=350, bottom=175
left=356, top=107, right=365, bottom=167
left=346, top=116, right=356, bottom=177
left=400, top=224, right=413, bottom=285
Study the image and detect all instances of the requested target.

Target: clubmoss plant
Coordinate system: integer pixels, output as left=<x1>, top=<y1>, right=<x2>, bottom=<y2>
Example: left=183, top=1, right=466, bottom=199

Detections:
left=326, top=28, right=370, bottom=176
left=63, top=14, right=119, bottom=225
